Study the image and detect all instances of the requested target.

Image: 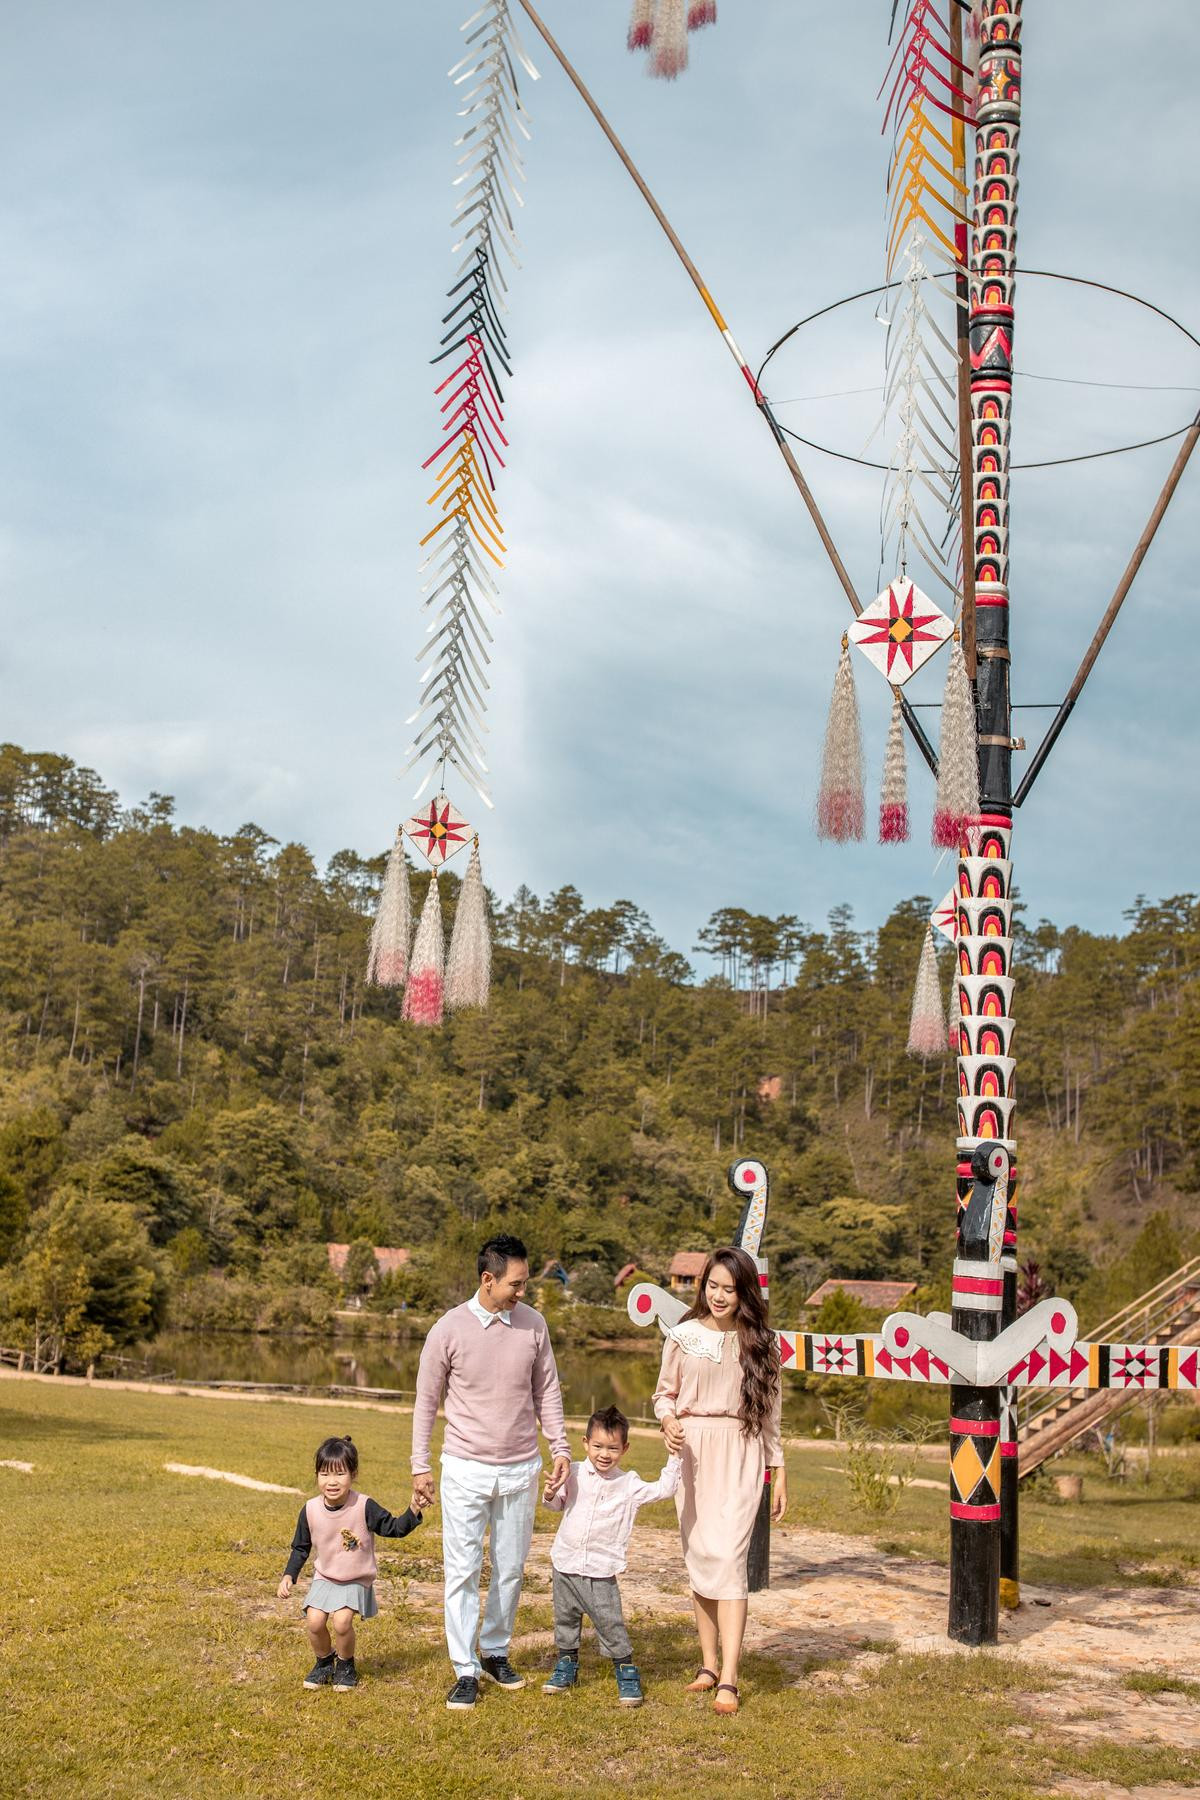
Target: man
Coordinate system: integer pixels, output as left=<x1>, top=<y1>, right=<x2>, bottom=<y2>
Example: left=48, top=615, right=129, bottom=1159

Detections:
left=412, top=1232, right=571, bottom=1710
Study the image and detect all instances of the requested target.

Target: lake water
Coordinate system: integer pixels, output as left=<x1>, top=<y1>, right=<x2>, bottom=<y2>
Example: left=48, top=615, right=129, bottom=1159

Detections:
left=141, top=1329, right=831, bottom=1435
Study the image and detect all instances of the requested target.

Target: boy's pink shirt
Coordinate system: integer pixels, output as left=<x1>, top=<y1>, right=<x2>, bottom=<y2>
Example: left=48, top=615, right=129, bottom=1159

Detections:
left=411, top=1299, right=569, bottom=1473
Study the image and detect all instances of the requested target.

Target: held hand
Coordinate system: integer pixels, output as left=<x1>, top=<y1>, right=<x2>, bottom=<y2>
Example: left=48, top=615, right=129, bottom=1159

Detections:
left=545, top=1454, right=571, bottom=1498
left=412, top=1473, right=436, bottom=1511
left=662, top=1414, right=686, bottom=1455
left=770, top=1468, right=788, bottom=1523
left=276, top=1575, right=293, bottom=1600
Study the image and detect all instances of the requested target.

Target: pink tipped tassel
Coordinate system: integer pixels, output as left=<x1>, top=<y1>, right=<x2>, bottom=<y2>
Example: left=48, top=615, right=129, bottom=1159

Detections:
left=932, top=636, right=980, bottom=849
left=446, top=838, right=492, bottom=1012
left=649, top=0, right=688, bottom=78
left=878, top=689, right=909, bottom=844
left=816, top=635, right=865, bottom=842
left=366, top=829, right=412, bottom=987
left=402, top=873, right=445, bottom=1027
left=627, top=0, right=654, bottom=50
left=687, top=0, right=717, bottom=27
left=907, top=926, right=947, bottom=1059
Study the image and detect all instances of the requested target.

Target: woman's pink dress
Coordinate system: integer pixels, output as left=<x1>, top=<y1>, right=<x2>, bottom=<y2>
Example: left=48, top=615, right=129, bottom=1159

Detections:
left=653, top=1322, right=783, bottom=1600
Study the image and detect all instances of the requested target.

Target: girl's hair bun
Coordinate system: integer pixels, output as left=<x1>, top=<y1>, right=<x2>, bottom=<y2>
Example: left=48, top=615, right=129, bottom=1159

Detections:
left=343, top=1433, right=353, bottom=1443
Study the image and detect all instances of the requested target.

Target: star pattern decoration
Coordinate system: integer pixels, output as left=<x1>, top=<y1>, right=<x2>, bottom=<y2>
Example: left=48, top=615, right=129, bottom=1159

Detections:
left=815, top=1336, right=856, bottom=1374
left=849, top=578, right=953, bottom=684
left=404, top=793, right=471, bottom=866
left=932, top=887, right=958, bottom=943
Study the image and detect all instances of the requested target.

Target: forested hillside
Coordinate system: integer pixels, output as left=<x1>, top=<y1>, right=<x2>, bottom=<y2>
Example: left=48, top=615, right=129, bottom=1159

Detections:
left=0, top=743, right=1196, bottom=1368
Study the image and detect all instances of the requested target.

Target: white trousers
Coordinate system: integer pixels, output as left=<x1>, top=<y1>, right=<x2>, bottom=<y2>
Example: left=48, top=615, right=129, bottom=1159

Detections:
left=440, top=1462, right=540, bottom=1678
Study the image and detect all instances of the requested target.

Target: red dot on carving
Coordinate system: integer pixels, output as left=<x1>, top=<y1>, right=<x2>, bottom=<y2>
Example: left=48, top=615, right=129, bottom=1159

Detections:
left=635, top=1293, right=652, bottom=1314
left=894, top=1326, right=910, bottom=1348
left=1051, top=1311, right=1066, bottom=1334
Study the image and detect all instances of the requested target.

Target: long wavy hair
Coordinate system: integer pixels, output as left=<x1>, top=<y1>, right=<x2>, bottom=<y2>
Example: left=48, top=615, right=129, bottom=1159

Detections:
left=684, top=1246, right=780, bottom=1441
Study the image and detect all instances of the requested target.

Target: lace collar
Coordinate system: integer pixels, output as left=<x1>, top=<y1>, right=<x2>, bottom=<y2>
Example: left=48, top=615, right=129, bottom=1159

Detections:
left=666, top=1320, right=729, bottom=1362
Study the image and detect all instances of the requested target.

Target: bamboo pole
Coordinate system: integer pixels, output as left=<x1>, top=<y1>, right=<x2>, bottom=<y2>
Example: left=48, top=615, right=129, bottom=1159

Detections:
left=1013, top=407, right=1200, bottom=807
left=949, top=0, right=978, bottom=678
left=512, top=0, right=939, bottom=776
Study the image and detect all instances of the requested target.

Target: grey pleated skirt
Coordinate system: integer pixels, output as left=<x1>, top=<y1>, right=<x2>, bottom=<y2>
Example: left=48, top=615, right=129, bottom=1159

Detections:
left=303, top=1576, right=379, bottom=1619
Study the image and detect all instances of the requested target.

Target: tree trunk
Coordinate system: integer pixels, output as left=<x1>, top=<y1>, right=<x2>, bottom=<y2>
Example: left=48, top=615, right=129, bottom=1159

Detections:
left=177, top=976, right=189, bottom=1079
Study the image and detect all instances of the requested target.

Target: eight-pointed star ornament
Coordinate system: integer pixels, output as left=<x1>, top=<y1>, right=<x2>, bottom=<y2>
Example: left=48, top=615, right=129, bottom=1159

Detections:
left=404, top=793, right=471, bottom=866
left=849, top=578, right=952, bottom=684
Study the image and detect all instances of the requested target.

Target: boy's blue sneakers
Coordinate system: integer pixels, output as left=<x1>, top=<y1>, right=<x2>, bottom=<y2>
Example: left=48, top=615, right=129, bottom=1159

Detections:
left=542, top=1653, right=579, bottom=1694
left=615, top=1661, right=643, bottom=1707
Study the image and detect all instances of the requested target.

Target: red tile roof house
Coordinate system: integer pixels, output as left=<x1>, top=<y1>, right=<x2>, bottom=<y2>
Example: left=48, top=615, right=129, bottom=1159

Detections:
left=803, top=1279, right=916, bottom=1317
left=326, top=1244, right=410, bottom=1285
left=668, top=1251, right=710, bottom=1294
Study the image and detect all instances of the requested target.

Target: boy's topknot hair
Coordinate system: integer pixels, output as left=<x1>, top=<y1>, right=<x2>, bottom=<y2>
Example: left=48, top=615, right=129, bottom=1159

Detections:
left=586, top=1404, right=629, bottom=1445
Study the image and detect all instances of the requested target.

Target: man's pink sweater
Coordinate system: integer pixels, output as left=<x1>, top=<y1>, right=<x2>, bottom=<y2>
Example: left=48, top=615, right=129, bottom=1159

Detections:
left=411, top=1300, right=570, bottom=1473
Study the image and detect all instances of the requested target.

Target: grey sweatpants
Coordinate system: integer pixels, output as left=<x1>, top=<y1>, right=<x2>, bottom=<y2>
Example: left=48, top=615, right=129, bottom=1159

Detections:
left=552, top=1569, right=633, bottom=1661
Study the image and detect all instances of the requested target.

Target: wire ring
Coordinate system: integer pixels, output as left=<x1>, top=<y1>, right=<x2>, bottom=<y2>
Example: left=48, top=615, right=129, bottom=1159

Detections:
left=756, top=269, right=1200, bottom=474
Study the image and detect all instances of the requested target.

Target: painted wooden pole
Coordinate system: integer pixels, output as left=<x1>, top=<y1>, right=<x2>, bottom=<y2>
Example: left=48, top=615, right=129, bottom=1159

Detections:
left=950, top=0, right=1022, bottom=1645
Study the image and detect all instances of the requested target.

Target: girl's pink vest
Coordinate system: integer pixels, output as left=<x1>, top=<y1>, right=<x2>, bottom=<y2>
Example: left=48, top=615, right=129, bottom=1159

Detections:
left=306, top=1491, right=377, bottom=1583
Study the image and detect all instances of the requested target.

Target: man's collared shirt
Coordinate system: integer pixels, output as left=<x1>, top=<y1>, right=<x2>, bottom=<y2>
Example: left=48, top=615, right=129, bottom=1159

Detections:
left=467, top=1291, right=513, bottom=1329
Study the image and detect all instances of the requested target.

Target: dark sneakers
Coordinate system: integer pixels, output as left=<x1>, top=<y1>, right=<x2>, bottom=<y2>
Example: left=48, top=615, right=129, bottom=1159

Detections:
left=615, top=1661, right=644, bottom=1708
left=332, top=1657, right=358, bottom=1691
left=542, top=1653, right=579, bottom=1694
left=480, top=1654, right=525, bottom=1690
left=447, top=1675, right=480, bottom=1710
left=303, top=1653, right=336, bottom=1689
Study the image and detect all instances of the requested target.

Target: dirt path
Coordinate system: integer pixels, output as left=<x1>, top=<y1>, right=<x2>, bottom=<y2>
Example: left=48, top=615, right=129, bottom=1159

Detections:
left=510, top=1521, right=1199, bottom=1789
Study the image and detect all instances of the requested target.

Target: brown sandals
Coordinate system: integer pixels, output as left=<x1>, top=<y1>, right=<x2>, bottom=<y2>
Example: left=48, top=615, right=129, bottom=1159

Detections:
left=712, top=1683, right=739, bottom=1715
left=685, top=1667, right=718, bottom=1692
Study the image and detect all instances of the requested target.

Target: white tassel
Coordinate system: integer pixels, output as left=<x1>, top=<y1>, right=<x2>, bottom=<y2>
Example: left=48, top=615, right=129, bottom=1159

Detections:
left=816, top=635, right=865, bottom=842
left=627, top=0, right=653, bottom=50
left=402, top=874, right=445, bottom=1027
left=932, top=637, right=980, bottom=848
left=649, top=0, right=688, bottom=77
left=878, top=689, right=909, bottom=843
left=365, top=829, right=412, bottom=987
left=907, top=926, right=947, bottom=1058
left=446, top=838, right=492, bottom=1012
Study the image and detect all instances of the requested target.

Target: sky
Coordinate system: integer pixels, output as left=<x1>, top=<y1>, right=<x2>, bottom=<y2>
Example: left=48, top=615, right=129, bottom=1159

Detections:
left=3, top=2, right=1198, bottom=965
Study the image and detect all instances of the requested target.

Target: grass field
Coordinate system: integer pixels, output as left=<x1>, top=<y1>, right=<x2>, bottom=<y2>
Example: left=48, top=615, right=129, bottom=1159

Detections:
left=1, top=1377, right=1198, bottom=1800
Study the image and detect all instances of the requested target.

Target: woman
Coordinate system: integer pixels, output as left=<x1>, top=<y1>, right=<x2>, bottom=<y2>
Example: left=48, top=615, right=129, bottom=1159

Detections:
left=653, top=1245, right=785, bottom=1715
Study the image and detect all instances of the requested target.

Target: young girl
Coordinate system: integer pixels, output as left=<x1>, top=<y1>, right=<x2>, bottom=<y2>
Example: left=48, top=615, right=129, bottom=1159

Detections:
left=276, top=1435, right=422, bottom=1690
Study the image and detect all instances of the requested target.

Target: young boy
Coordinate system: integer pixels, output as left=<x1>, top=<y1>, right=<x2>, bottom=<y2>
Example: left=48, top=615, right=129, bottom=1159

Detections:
left=541, top=1403, right=680, bottom=1707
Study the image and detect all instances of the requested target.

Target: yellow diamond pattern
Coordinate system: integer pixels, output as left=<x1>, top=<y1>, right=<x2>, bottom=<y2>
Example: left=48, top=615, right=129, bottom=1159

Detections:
left=951, top=1436, right=986, bottom=1499
left=981, top=1443, right=1000, bottom=1491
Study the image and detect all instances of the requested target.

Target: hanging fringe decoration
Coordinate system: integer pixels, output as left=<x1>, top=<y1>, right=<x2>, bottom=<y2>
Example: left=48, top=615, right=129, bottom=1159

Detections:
left=932, top=634, right=980, bottom=847
left=407, top=2, right=539, bottom=813
left=366, top=831, right=413, bottom=987
left=627, top=0, right=654, bottom=50
left=878, top=690, right=910, bottom=843
left=907, top=925, right=947, bottom=1058
left=446, top=838, right=492, bottom=1012
left=627, top=0, right=715, bottom=79
left=816, top=635, right=865, bottom=842
left=649, top=0, right=688, bottom=79
left=402, top=875, right=446, bottom=1028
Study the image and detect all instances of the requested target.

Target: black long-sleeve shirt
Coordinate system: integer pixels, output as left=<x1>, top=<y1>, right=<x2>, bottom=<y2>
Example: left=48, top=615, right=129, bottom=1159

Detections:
left=283, top=1498, right=422, bottom=1582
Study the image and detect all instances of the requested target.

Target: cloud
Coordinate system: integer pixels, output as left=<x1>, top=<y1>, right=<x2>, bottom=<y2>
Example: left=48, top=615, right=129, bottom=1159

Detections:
left=4, top=0, right=1198, bottom=958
